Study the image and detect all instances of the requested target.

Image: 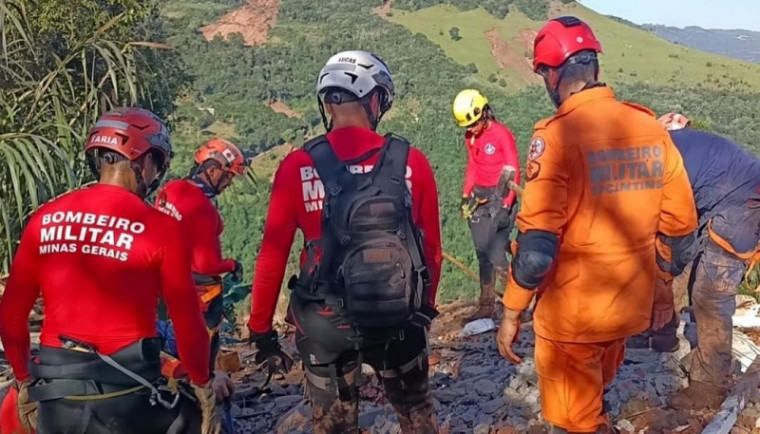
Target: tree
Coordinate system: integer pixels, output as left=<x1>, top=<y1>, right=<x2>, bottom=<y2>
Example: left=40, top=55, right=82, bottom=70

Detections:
left=0, top=0, right=187, bottom=270
left=449, top=27, right=462, bottom=41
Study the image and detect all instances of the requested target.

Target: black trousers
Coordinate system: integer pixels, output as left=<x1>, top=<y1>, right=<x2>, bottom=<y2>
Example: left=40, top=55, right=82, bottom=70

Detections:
left=37, top=384, right=202, bottom=434
left=468, top=202, right=516, bottom=284
left=205, top=294, right=224, bottom=371
left=287, top=293, right=436, bottom=434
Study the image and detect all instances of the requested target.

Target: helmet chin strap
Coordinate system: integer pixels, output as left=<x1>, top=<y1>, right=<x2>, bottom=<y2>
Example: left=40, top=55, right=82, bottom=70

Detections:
left=318, top=90, right=387, bottom=132
left=188, top=169, right=221, bottom=199
left=318, top=98, right=332, bottom=132
left=545, top=54, right=602, bottom=108
left=130, top=161, right=150, bottom=198
left=361, top=96, right=382, bottom=131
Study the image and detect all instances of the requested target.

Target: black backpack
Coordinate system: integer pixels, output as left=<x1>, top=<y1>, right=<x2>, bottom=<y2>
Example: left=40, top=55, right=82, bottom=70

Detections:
left=300, top=133, right=430, bottom=330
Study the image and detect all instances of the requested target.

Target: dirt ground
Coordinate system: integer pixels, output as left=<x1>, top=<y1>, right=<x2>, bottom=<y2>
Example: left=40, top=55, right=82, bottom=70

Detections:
left=485, top=28, right=543, bottom=86
left=200, top=0, right=280, bottom=47
left=218, top=304, right=748, bottom=433
left=267, top=99, right=302, bottom=118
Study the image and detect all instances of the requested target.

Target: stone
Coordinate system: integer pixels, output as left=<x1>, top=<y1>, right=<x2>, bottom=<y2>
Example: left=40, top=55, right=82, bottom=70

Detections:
left=515, top=358, right=537, bottom=380
left=215, top=350, right=241, bottom=373
left=362, top=363, right=375, bottom=375
left=268, top=382, right=287, bottom=395
left=459, top=407, right=476, bottom=424
left=275, top=404, right=311, bottom=433
left=461, top=390, right=480, bottom=405
left=435, top=388, right=465, bottom=403
left=474, top=379, right=498, bottom=396
left=615, top=419, right=636, bottom=433
left=460, top=364, right=493, bottom=377
left=484, top=397, right=505, bottom=414
left=359, top=406, right=385, bottom=428
left=508, top=375, right=528, bottom=391
left=473, top=423, right=491, bottom=434
left=274, top=394, right=302, bottom=410
left=477, top=413, right=494, bottom=426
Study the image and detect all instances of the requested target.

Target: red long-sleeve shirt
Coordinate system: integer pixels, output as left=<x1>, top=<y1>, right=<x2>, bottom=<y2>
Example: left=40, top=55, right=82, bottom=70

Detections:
left=155, top=179, right=236, bottom=278
left=249, top=127, right=443, bottom=334
left=462, top=120, right=521, bottom=207
left=0, top=184, right=210, bottom=385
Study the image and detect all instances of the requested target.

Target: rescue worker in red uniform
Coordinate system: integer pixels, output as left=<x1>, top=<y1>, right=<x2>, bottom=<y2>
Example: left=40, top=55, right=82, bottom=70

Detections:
left=155, top=138, right=247, bottom=400
left=453, top=89, right=521, bottom=322
left=249, top=50, right=443, bottom=433
left=0, top=108, right=221, bottom=434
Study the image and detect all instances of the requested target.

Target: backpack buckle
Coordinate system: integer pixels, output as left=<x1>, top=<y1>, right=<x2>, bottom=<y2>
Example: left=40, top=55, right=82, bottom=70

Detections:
left=389, top=176, right=402, bottom=185
left=329, top=185, right=342, bottom=196
left=340, top=235, right=351, bottom=245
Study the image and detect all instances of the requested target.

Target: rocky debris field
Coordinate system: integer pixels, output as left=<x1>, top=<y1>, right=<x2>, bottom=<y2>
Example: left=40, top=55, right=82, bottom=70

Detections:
left=4, top=295, right=760, bottom=433
left=220, top=302, right=760, bottom=434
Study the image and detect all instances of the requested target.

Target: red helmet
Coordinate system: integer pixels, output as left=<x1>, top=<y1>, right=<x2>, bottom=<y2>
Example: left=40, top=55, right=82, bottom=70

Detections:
left=85, top=107, right=172, bottom=165
left=658, top=112, right=691, bottom=131
left=533, top=16, right=603, bottom=72
left=194, top=138, right=247, bottom=176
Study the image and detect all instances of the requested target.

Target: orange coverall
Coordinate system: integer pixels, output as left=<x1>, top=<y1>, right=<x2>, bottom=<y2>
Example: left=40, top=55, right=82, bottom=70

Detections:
left=503, top=87, right=698, bottom=432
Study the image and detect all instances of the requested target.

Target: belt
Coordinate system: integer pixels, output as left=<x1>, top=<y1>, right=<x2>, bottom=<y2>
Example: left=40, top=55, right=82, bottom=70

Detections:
left=29, top=379, right=145, bottom=402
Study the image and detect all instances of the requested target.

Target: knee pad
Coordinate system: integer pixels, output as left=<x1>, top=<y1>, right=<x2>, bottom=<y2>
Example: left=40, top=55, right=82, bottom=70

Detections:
left=512, top=230, right=558, bottom=289
left=379, top=352, right=431, bottom=407
left=305, top=362, right=359, bottom=403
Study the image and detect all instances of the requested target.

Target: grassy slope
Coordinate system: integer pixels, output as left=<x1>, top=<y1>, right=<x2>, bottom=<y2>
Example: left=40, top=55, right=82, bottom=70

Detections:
left=388, top=2, right=760, bottom=92
left=160, top=0, right=760, bottom=301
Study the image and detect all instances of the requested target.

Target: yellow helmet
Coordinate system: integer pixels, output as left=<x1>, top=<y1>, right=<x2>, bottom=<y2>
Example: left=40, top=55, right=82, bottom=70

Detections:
left=452, top=89, right=489, bottom=128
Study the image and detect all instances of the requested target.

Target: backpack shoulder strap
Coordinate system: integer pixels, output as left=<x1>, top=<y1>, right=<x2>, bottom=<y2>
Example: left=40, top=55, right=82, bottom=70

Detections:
left=304, top=134, right=351, bottom=196
left=371, top=133, right=411, bottom=195
left=373, top=134, right=427, bottom=275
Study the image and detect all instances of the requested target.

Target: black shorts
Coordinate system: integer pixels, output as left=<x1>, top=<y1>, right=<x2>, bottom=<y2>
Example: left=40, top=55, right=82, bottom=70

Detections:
left=287, top=293, right=428, bottom=377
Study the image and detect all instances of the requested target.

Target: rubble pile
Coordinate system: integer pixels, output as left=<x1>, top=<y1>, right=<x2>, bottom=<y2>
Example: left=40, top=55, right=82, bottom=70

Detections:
left=224, top=303, right=736, bottom=434
left=5, top=293, right=760, bottom=432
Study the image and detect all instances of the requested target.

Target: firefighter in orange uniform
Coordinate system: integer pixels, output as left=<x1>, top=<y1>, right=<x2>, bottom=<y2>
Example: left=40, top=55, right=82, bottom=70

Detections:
left=496, top=17, right=698, bottom=433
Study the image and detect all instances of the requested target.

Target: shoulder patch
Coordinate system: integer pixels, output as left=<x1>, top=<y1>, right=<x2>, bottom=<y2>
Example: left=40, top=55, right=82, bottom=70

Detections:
left=528, top=137, right=546, bottom=160
left=622, top=101, right=656, bottom=118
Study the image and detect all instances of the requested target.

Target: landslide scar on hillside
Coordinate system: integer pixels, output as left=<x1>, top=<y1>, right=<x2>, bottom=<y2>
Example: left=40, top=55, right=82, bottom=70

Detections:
left=485, top=28, right=542, bottom=85
left=200, top=0, right=280, bottom=47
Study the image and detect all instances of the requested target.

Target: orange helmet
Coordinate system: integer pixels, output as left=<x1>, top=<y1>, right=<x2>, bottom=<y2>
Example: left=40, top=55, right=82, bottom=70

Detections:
left=194, top=139, right=247, bottom=175
left=658, top=112, right=691, bottom=131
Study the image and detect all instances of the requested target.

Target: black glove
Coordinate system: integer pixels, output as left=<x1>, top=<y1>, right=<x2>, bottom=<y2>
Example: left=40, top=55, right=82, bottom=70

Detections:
left=249, top=329, right=293, bottom=376
left=411, top=304, right=440, bottom=329
left=230, top=261, right=243, bottom=283
left=496, top=206, right=515, bottom=230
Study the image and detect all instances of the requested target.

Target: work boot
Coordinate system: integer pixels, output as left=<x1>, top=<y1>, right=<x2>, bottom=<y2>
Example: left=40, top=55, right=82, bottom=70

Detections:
left=650, top=310, right=680, bottom=353
left=463, top=282, right=496, bottom=324
left=625, top=334, right=650, bottom=349
left=666, top=381, right=727, bottom=410
left=651, top=334, right=679, bottom=353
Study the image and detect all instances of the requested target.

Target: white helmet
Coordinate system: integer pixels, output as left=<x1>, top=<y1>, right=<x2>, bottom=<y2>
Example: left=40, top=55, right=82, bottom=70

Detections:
left=316, top=50, right=395, bottom=130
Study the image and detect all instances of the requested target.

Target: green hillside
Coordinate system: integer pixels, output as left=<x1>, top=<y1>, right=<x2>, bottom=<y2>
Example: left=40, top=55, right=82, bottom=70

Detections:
left=5, top=0, right=760, bottom=300
left=154, top=0, right=760, bottom=303
left=388, top=1, right=760, bottom=92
